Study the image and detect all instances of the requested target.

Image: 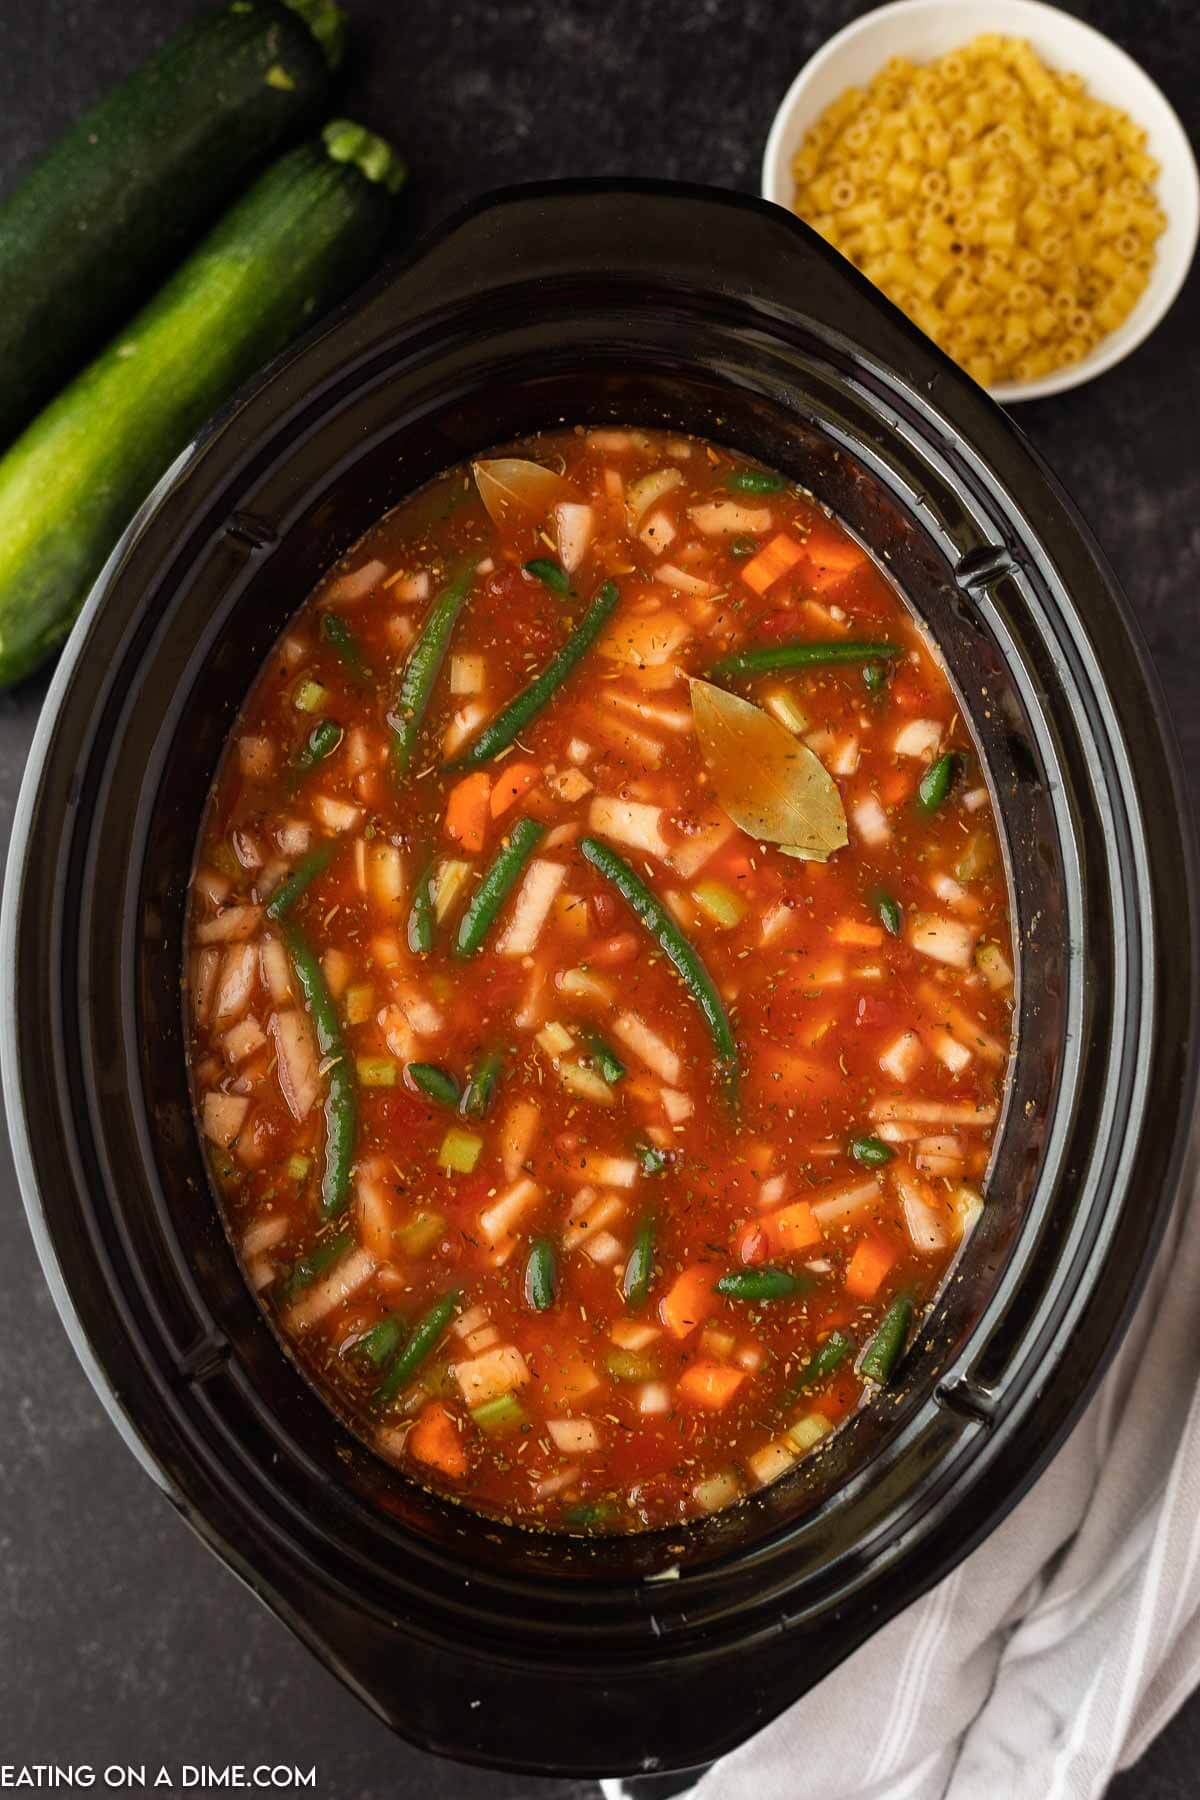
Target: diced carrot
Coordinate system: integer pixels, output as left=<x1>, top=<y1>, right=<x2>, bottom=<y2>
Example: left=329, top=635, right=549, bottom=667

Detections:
left=678, top=1362, right=747, bottom=1409
left=408, top=1401, right=468, bottom=1477
left=660, top=1265, right=718, bottom=1339
left=888, top=673, right=928, bottom=713
left=832, top=919, right=885, bottom=949
left=882, top=766, right=916, bottom=806
left=803, top=530, right=867, bottom=591
left=445, top=771, right=492, bottom=853
left=543, top=1356, right=601, bottom=1408
left=740, top=533, right=806, bottom=596
left=491, top=760, right=541, bottom=817
left=844, top=1235, right=897, bottom=1301
left=745, top=1141, right=775, bottom=1177
left=763, top=1200, right=822, bottom=1256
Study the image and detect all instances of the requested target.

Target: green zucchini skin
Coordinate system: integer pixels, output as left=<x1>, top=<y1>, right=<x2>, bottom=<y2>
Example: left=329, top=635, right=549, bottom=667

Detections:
left=0, top=126, right=400, bottom=688
left=0, top=0, right=341, bottom=445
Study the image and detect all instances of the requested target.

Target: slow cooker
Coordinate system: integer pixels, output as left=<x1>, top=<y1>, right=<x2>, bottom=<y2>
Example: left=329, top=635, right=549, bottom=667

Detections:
left=3, top=182, right=1195, bottom=1778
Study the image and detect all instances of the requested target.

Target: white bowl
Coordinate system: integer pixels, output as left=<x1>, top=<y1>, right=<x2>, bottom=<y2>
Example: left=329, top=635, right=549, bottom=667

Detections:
left=761, top=0, right=1199, bottom=402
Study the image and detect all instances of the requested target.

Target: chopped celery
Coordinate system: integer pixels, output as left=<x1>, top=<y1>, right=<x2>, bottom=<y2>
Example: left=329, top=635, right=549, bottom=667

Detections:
left=691, top=880, right=746, bottom=929
left=432, top=858, right=472, bottom=922
left=344, top=982, right=375, bottom=1025
left=786, top=1412, right=832, bottom=1454
left=558, top=1061, right=615, bottom=1105
left=636, top=1142, right=668, bottom=1175
left=606, top=1348, right=657, bottom=1382
left=954, top=833, right=993, bottom=880
left=564, top=1500, right=616, bottom=1530
left=357, top=1056, right=399, bottom=1087
left=975, top=941, right=1013, bottom=989
left=285, top=1153, right=312, bottom=1182
left=292, top=676, right=331, bottom=714
left=438, top=1126, right=483, bottom=1173
left=536, top=1020, right=574, bottom=1058
left=397, top=1210, right=445, bottom=1256
left=471, top=1393, right=526, bottom=1434
left=763, top=688, right=810, bottom=735
left=692, top=1470, right=741, bottom=1513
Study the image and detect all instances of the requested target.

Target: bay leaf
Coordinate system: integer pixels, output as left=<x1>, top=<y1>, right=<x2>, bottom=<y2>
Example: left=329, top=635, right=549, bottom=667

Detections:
left=473, top=458, right=569, bottom=527
left=779, top=843, right=832, bottom=863
left=689, top=677, right=848, bottom=860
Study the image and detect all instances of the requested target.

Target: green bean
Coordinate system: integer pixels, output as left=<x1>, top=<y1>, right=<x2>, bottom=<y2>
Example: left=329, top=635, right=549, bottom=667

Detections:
left=460, top=1048, right=503, bottom=1118
left=727, top=468, right=786, bottom=493
left=524, top=1238, right=557, bottom=1311
left=373, top=1289, right=461, bottom=1409
left=279, top=917, right=356, bottom=1219
left=388, top=563, right=475, bottom=778
left=917, top=752, right=960, bottom=814
left=523, top=557, right=572, bottom=596
left=352, top=1314, right=405, bottom=1367
left=582, top=1027, right=626, bottom=1084
left=290, top=718, right=343, bottom=787
left=862, top=660, right=889, bottom=694
left=407, top=1062, right=462, bottom=1108
left=790, top=1329, right=855, bottom=1395
left=407, top=853, right=436, bottom=954
left=716, top=1267, right=810, bottom=1301
left=454, top=817, right=544, bottom=957
left=265, top=839, right=336, bottom=921
left=622, top=1214, right=656, bottom=1306
left=709, top=640, right=903, bottom=681
left=580, top=835, right=739, bottom=1100
left=874, top=889, right=903, bottom=937
left=281, top=1228, right=354, bottom=1303
left=860, top=1293, right=914, bottom=1385
left=444, top=579, right=620, bottom=770
left=850, top=1134, right=895, bottom=1168
left=319, top=611, right=370, bottom=680
left=636, top=1142, right=668, bottom=1175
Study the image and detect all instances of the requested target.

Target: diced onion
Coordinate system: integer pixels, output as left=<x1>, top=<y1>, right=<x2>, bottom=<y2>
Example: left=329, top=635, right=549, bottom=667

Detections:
left=286, top=1248, right=375, bottom=1331
left=547, top=1419, right=600, bottom=1453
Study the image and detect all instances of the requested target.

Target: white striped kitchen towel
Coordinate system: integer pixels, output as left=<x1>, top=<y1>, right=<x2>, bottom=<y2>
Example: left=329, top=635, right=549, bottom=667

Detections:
left=636, top=1139, right=1200, bottom=1800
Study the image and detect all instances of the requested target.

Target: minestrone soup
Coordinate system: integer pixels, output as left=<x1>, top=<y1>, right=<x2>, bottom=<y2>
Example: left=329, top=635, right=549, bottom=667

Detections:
left=185, top=426, right=1014, bottom=1534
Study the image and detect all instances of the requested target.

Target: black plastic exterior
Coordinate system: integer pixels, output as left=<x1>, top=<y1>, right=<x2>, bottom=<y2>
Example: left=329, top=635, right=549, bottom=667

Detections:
left=3, top=183, right=1197, bottom=1778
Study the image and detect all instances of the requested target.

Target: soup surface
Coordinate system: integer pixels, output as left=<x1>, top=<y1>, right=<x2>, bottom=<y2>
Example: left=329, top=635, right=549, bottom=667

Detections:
left=186, top=426, right=1015, bottom=1534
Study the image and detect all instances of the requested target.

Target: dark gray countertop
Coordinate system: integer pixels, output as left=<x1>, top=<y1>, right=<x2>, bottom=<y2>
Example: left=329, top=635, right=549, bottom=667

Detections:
left=0, top=1, right=1196, bottom=1793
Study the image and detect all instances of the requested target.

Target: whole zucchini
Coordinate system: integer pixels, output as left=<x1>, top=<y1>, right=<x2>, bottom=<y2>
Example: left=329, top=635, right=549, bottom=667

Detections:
left=0, top=121, right=404, bottom=688
left=0, top=0, right=345, bottom=445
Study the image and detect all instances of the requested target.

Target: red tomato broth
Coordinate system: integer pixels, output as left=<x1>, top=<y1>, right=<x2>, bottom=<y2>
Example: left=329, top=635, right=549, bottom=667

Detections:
left=185, top=425, right=1015, bottom=1535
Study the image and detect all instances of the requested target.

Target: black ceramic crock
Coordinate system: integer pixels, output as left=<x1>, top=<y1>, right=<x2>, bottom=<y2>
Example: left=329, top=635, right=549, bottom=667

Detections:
left=3, top=182, right=1197, bottom=1778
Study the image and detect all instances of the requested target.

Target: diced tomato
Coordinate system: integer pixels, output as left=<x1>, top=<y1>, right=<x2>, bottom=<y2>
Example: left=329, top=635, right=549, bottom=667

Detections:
left=753, top=608, right=805, bottom=640
left=678, top=1363, right=746, bottom=1409
left=882, top=766, right=917, bottom=806
left=409, top=1401, right=468, bottom=1477
left=845, top=1235, right=898, bottom=1301
left=661, top=1266, right=718, bottom=1339
left=887, top=672, right=929, bottom=713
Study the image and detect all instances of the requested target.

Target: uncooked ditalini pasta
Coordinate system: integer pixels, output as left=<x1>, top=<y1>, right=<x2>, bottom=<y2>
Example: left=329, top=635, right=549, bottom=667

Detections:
left=791, top=35, right=1166, bottom=387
